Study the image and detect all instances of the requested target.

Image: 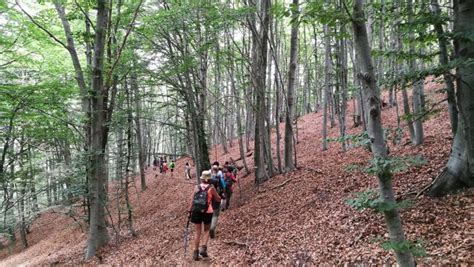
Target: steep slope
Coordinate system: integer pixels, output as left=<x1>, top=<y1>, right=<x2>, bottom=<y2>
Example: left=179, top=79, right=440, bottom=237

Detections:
left=0, top=79, right=472, bottom=265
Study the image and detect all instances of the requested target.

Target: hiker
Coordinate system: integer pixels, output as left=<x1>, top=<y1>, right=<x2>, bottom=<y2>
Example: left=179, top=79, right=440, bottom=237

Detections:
left=222, top=166, right=237, bottom=211
left=223, top=161, right=235, bottom=175
left=189, top=170, right=221, bottom=261
left=170, top=160, right=176, bottom=176
left=209, top=165, right=226, bottom=238
left=159, top=157, right=164, bottom=173
left=162, top=161, right=168, bottom=175
left=210, top=165, right=225, bottom=195
left=185, top=162, right=191, bottom=180
left=230, top=161, right=238, bottom=178
left=153, top=157, right=159, bottom=171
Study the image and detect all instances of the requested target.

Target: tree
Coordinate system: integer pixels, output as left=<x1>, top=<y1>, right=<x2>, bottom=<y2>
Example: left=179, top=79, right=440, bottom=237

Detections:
left=322, top=22, right=331, bottom=151
left=84, top=0, right=110, bottom=259
left=352, top=0, right=415, bottom=265
left=428, top=0, right=474, bottom=196
left=250, top=0, right=273, bottom=183
left=407, top=0, right=424, bottom=145
left=131, top=73, right=147, bottom=191
left=430, top=0, right=458, bottom=136
left=284, top=0, right=299, bottom=171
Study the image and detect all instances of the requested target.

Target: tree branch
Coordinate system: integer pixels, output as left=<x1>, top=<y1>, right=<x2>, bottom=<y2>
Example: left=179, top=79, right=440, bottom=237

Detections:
left=106, top=0, right=143, bottom=88
left=74, top=0, right=95, bottom=31
left=16, top=0, right=69, bottom=51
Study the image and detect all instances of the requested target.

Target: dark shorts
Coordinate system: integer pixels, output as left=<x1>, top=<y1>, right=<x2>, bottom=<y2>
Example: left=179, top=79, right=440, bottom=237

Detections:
left=191, top=212, right=212, bottom=225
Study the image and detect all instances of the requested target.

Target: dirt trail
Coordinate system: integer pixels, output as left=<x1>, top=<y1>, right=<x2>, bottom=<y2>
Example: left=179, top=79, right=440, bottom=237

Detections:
left=0, top=79, right=472, bottom=265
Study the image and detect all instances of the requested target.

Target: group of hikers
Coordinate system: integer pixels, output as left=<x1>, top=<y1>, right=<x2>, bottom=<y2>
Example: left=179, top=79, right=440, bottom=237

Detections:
left=152, top=156, right=175, bottom=175
left=151, top=156, right=239, bottom=261
left=187, top=161, right=239, bottom=261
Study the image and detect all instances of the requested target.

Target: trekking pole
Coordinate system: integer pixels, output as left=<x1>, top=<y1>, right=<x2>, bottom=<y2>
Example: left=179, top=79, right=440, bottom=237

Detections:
left=183, top=214, right=191, bottom=255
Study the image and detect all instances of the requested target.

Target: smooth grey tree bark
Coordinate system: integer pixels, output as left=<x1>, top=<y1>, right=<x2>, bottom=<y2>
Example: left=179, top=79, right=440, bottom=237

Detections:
left=124, top=80, right=136, bottom=236
left=131, top=74, right=146, bottom=191
left=85, top=0, right=110, bottom=260
left=377, top=0, right=385, bottom=83
left=54, top=2, right=89, bottom=114
left=250, top=0, right=271, bottom=183
left=407, top=0, right=424, bottom=145
left=284, top=0, right=298, bottom=171
left=352, top=0, right=415, bottom=265
left=430, top=0, right=458, bottom=136
left=273, top=15, right=283, bottom=174
left=428, top=0, right=474, bottom=196
left=322, top=23, right=331, bottom=151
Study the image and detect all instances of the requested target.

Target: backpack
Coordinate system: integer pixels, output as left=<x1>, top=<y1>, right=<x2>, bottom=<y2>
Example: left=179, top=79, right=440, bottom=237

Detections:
left=192, top=185, right=211, bottom=213
left=170, top=162, right=175, bottom=169
left=224, top=173, right=235, bottom=187
left=211, top=174, right=226, bottom=193
left=219, top=175, right=227, bottom=190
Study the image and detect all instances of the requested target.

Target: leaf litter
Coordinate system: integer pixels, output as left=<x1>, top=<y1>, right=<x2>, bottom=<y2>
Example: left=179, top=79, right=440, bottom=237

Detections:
left=0, top=78, right=472, bottom=265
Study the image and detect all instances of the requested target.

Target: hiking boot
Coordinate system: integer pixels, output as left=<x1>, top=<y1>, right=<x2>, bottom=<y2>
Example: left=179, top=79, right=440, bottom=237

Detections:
left=199, top=245, right=209, bottom=258
left=192, top=249, right=200, bottom=261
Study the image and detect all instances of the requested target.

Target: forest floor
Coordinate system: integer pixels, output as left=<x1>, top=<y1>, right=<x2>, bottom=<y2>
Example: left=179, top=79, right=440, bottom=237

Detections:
left=0, top=78, right=472, bottom=265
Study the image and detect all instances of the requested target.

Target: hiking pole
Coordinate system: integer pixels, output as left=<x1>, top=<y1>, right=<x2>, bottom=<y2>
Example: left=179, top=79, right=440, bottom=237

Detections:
left=183, top=214, right=191, bottom=255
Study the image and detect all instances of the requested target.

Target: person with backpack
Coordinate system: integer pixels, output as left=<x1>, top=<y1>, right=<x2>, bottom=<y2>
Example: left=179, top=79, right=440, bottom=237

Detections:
left=188, top=170, right=221, bottom=261
left=159, top=157, right=164, bottom=173
left=209, top=165, right=226, bottom=238
left=162, top=161, right=168, bottom=175
left=169, top=160, right=176, bottom=176
left=222, top=166, right=237, bottom=210
left=210, top=165, right=225, bottom=194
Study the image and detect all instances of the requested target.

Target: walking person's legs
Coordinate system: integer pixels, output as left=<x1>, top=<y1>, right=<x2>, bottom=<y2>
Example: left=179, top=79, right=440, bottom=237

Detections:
left=225, top=188, right=232, bottom=210
left=209, top=202, right=221, bottom=238
left=193, top=223, right=202, bottom=260
left=200, top=223, right=211, bottom=258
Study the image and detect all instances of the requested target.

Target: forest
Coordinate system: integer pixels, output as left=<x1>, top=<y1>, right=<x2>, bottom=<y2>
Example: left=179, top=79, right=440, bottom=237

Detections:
left=0, top=0, right=472, bottom=265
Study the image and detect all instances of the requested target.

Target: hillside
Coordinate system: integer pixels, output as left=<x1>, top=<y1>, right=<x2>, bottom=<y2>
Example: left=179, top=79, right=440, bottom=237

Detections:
left=0, top=80, right=472, bottom=265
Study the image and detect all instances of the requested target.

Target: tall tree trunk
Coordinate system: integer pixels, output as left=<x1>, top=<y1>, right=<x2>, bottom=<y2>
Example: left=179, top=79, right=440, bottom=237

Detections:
left=131, top=74, right=146, bottom=191
left=273, top=17, right=283, bottom=174
left=407, top=0, right=424, bottom=145
left=125, top=81, right=136, bottom=236
left=284, top=0, right=298, bottom=171
left=19, top=183, right=28, bottom=249
left=55, top=0, right=93, bottom=220
left=302, top=27, right=311, bottom=114
left=262, top=2, right=275, bottom=179
left=251, top=0, right=271, bottom=183
left=377, top=0, right=385, bottom=83
left=428, top=0, right=474, bottom=196
left=312, top=25, right=320, bottom=112
left=85, top=0, right=110, bottom=260
left=322, top=23, right=331, bottom=151
left=337, top=29, right=348, bottom=152
left=430, top=0, right=458, bottom=136
left=353, top=0, right=415, bottom=265
left=395, top=2, right=416, bottom=144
